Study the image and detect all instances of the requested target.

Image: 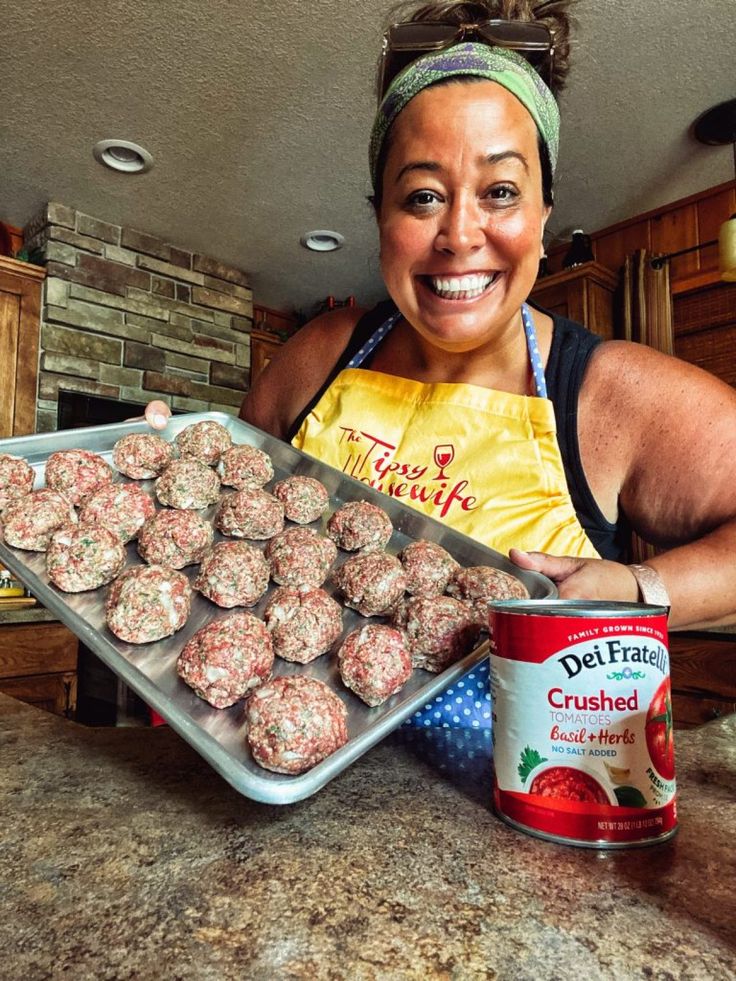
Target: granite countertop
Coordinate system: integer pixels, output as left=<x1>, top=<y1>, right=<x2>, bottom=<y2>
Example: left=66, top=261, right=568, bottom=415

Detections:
left=1, top=694, right=734, bottom=980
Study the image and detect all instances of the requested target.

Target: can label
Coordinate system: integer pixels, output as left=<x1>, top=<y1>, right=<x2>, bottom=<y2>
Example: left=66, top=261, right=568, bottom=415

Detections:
left=490, top=604, right=676, bottom=847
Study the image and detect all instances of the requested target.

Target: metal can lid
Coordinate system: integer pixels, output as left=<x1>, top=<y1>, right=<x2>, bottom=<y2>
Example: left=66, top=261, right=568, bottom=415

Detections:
left=487, top=599, right=669, bottom=618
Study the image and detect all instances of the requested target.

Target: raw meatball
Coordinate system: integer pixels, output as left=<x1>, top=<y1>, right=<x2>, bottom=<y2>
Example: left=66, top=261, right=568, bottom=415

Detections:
left=177, top=612, right=273, bottom=709
left=46, top=523, right=126, bottom=592
left=44, top=449, right=113, bottom=505
left=338, top=624, right=412, bottom=707
left=175, top=420, right=232, bottom=466
left=194, top=540, right=270, bottom=608
left=272, top=475, right=329, bottom=524
left=246, top=676, right=348, bottom=775
left=106, top=564, right=191, bottom=644
left=385, top=592, right=410, bottom=627
left=326, top=500, right=393, bottom=552
left=0, top=454, right=35, bottom=512
left=396, top=595, right=481, bottom=673
left=399, top=539, right=460, bottom=596
left=112, top=433, right=174, bottom=479
left=447, top=566, right=529, bottom=629
left=137, top=509, right=213, bottom=568
left=1, top=489, right=77, bottom=551
left=217, top=444, right=274, bottom=490
left=332, top=551, right=406, bottom=617
left=155, top=458, right=221, bottom=510
left=215, top=488, right=284, bottom=540
left=79, top=482, right=155, bottom=543
left=263, top=586, right=343, bottom=663
left=265, top=526, right=337, bottom=587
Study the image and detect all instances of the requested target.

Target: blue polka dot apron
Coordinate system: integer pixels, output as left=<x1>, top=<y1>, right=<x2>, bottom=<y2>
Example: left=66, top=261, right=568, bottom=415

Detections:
left=293, top=304, right=600, bottom=727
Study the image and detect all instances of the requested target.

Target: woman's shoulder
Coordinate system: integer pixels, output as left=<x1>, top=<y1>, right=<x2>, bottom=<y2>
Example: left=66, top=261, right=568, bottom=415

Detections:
left=241, top=305, right=368, bottom=439
left=575, top=338, right=736, bottom=533
left=584, top=337, right=734, bottom=399
left=583, top=339, right=736, bottom=546
left=580, top=338, right=736, bottom=468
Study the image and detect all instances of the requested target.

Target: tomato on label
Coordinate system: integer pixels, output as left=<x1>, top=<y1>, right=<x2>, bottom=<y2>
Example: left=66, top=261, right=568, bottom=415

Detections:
left=645, top=677, right=675, bottom=780
left=529, top=766, right=610, bottom=804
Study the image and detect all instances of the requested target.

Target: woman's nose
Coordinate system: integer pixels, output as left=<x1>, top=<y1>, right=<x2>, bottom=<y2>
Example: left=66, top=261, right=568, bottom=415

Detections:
left=434, top=196, right=485, bottom=254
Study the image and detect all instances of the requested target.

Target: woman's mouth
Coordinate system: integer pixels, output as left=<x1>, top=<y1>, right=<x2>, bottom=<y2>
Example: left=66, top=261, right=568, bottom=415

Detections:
left=423, top=272, right=499, bottom=300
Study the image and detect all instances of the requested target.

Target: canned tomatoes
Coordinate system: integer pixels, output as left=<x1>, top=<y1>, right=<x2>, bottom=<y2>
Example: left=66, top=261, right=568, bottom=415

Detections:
left=489, top=601, right=677, bottom=849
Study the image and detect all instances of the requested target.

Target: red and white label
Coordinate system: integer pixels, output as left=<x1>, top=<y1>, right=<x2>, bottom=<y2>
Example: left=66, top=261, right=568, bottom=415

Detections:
left=490, top=610, right=676, bottom=846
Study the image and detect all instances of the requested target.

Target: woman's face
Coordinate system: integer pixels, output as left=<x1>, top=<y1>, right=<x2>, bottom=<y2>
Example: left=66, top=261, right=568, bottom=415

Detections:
left=378, top=80, right=550, bottom=354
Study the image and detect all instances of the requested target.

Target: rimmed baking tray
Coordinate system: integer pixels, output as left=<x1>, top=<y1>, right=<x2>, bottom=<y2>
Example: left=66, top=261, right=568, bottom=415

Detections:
left=0, top=413, right=556, bottom=804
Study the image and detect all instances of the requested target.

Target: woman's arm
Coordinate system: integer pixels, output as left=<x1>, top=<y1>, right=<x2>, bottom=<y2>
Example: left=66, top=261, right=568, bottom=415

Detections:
left=514, top=341, right=736, bottom=629
left=240, top=307, right=364, bottom=439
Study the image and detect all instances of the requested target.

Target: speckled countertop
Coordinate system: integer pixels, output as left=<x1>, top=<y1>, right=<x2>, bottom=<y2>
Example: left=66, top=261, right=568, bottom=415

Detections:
left=1, top=693, right=734, bottom=981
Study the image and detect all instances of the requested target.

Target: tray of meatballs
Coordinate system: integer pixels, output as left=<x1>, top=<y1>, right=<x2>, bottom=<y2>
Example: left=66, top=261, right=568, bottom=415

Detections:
left=0, top=412, right=555, bottom=803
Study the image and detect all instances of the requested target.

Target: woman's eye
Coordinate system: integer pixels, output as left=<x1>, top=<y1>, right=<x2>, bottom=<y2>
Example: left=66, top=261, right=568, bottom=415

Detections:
left=407, top=190, right=441, bottom=208
left=487, top=184, right=518, bottom=203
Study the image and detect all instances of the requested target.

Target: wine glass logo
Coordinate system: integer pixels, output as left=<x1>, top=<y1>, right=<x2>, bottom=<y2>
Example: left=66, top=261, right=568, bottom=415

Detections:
left=433, top=442, right=455, bottom=481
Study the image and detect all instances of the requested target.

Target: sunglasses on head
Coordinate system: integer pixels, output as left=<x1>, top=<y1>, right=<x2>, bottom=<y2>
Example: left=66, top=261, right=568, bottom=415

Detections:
left=377, top=19, right=555, bottom=102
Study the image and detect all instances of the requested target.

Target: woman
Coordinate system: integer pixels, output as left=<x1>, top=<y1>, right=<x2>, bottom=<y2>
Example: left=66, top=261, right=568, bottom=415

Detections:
left=146, top=2, right=736, bottom=642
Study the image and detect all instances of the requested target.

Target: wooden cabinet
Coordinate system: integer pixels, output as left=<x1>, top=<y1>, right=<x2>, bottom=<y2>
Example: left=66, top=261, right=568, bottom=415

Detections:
left=0, top=620, right=79, bottom=717
left=530, top=261, right=619, bottom=340
left=0, top=255, right=44, bottom=436
left=670, top=631, right=736, bottom=729
left=0, top=261, right=67, bottom=714
left=1, top=670, right=77, bottom=716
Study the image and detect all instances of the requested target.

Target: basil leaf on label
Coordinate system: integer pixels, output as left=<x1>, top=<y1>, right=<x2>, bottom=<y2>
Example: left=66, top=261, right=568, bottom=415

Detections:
left=517, top=746, right=547, bottom=784
left=614, top=786, right=647, bottom=808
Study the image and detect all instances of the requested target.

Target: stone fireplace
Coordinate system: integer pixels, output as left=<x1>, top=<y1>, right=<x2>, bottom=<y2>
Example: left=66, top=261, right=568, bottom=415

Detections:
left=22, top=202, right=252, bottom=432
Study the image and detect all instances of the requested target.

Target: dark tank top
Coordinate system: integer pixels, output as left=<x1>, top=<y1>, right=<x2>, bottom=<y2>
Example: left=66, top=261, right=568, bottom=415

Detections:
left=287, top=301, right=627, bottom=561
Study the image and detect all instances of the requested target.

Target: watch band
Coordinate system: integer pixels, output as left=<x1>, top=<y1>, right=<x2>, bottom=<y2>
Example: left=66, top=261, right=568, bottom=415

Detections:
left=628, top=563, right=671, bottom=611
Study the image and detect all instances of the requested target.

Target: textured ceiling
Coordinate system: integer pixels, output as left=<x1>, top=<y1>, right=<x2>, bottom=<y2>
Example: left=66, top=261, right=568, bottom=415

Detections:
left=1, top=0, right=735, bottom=313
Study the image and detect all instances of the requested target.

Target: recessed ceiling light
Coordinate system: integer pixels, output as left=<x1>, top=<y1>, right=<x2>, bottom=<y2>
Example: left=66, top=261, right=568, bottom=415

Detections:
left=300, top=229, right=345, bottom=252
left=93, top=139, right=153, bottom=174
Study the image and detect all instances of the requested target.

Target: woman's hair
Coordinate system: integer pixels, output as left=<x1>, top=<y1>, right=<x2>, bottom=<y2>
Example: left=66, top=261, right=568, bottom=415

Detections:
left=370, top=0, right=573, bottom=210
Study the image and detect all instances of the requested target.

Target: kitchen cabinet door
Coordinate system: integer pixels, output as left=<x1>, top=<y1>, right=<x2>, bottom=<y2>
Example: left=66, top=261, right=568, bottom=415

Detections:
left=1, top=671, right=77, bottom=717
left=0, top=620, right=79, bottom=718
left=531, top=261, right=619, bottom=340
left=0, top=256, right=45, bottom=436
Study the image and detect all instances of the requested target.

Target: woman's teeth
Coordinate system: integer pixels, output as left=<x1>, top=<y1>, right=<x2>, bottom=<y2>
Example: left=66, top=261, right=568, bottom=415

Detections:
left=429, top=273, right=496, bottom=299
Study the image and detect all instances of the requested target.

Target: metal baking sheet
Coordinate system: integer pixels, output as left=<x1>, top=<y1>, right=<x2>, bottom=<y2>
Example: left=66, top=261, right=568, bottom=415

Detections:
left=0, top=412, right=556, bottom=804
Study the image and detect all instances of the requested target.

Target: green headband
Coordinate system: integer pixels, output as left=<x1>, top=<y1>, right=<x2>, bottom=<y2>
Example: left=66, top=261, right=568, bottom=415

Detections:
left=369, top=41, right=560, bottom=190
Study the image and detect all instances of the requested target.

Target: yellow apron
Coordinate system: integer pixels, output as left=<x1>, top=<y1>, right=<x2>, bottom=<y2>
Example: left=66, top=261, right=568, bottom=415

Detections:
left=293, top=365, right=600, bottom=560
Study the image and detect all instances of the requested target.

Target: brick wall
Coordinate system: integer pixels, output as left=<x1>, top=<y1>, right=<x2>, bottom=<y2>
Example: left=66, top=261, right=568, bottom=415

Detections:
left=23, top=202, right=252, bottom=432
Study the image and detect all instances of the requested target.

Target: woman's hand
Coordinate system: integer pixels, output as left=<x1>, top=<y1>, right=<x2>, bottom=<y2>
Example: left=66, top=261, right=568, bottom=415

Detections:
left=509, top=548, right=640, bottom=603
left=143, top=400, right=172, bottom=431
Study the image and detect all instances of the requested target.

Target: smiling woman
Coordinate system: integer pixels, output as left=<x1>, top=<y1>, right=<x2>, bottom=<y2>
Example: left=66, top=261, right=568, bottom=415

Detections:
left=376, top=81, right=548, bottom=362
left=145, top=0, right=736, bottom=728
